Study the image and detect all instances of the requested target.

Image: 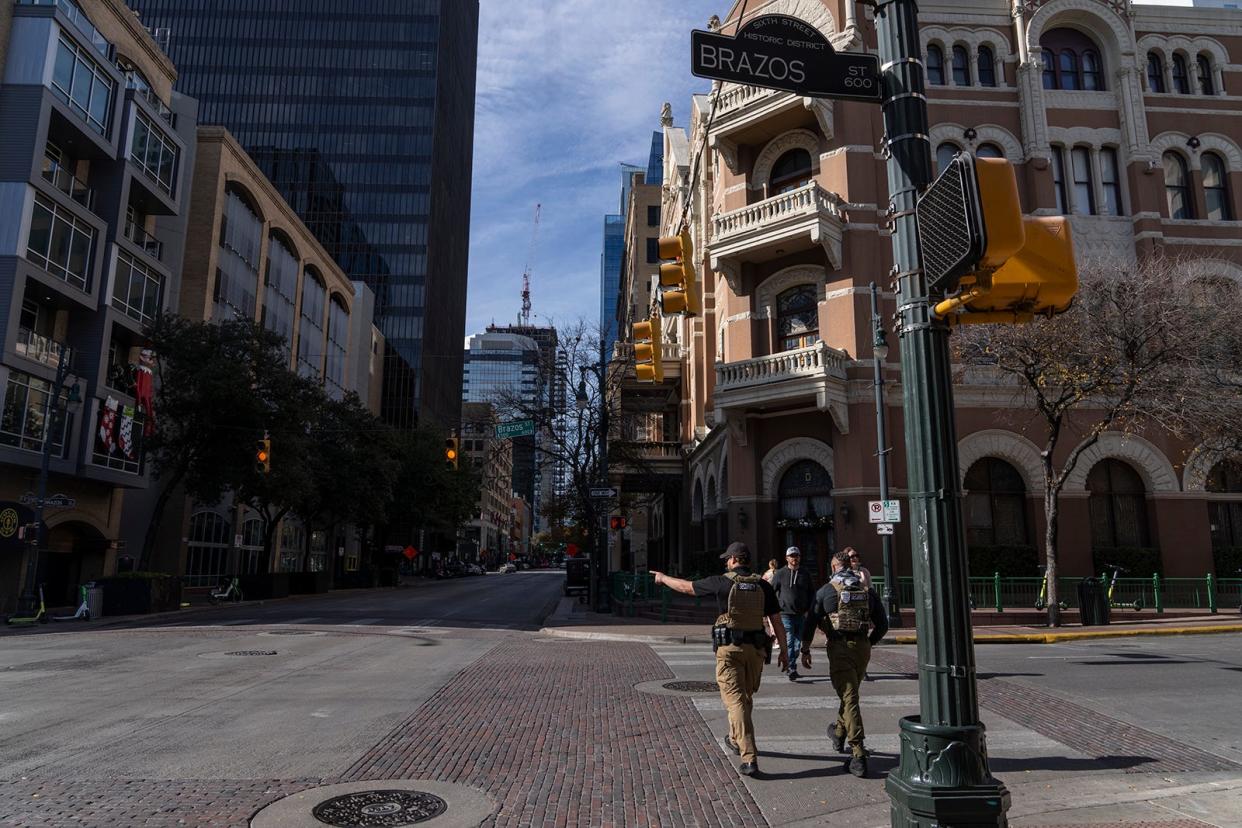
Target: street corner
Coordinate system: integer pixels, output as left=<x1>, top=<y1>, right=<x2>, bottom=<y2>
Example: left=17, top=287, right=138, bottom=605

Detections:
left=250, top=780, right=497, bottom=828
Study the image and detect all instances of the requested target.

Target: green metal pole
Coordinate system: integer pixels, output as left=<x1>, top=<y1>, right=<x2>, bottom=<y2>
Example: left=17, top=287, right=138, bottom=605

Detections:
left=1153, top=573, right=1163, bottom=614
left=875, top=1, right=1009, bottom=824
left=994, top=572, right=1003, bottom=613
left=1207, top=573, right=1217, bottom=614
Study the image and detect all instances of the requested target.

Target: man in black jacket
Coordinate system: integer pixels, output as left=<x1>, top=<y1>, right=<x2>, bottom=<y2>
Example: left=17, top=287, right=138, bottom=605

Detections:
left=770, top=547, right=815, bottom=681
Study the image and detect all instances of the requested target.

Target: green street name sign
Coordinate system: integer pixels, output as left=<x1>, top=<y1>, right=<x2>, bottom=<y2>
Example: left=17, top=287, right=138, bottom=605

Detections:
left=495, top=419, right=535, bottom=439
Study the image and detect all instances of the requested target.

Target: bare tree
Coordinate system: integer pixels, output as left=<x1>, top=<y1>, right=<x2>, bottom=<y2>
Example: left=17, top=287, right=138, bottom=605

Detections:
left=952, top=254, right=1242, bottom=626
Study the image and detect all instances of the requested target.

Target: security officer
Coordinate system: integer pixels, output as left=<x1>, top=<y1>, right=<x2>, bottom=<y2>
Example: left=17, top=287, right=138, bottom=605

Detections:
left=652, top=541, right=786, bottom=776
left=800, top=550, right=888, bottom=777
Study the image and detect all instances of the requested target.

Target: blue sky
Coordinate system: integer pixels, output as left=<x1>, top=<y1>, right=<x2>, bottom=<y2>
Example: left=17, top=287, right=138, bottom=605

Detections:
left=465, top=0, right=724, bottom=338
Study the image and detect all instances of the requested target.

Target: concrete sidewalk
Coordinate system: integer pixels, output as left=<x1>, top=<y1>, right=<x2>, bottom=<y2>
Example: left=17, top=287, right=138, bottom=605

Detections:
left=541, top=598, right=1242, bottom=645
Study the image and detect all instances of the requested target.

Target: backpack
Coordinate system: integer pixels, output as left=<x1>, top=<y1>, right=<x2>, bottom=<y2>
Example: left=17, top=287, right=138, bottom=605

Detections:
left=716, top=571, right=766, bottom=632
left=829, top=570, right=871, bottom=633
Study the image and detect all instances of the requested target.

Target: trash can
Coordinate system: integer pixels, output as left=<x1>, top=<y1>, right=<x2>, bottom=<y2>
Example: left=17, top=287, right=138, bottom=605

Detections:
left=84, top=581, right=104, bottom=620
left=1077, top=577, right=1109, bottom=626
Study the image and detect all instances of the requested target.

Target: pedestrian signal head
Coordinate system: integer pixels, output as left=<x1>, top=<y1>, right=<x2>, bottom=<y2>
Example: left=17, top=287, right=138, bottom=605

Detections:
left=609, top=516, right=627, bottom=530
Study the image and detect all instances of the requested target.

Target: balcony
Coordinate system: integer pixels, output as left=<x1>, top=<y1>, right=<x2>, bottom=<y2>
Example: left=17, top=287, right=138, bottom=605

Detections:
left=124, top=219, right=163, bottom=261
left=713, top=341, right=850, bottom=434
left=13, top=328, right=71, bottom=369
left=708, top=182, right=845, bottom=293
left=709, top=85, right=834, bottom=173
left=611, top=440, right=683, bottom=478
left=41, top=163, right=94, bottom=211
left=17, top=0, right=111, bottom=57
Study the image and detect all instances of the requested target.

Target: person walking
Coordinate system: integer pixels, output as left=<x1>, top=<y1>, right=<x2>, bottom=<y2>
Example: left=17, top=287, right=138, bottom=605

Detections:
left=841, top=546, right=872, bottom=589
left=652, top=541, right=787, bottom=776
left=800, top=550, right=888, bottom=777
left=770, top=547, right=815, bottom=681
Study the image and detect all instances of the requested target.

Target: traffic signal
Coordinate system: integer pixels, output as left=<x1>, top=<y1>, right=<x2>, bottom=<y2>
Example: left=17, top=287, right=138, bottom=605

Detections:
left=917, top=154, right=1077, bottom=324
left=632, top=314, right=663, bottom=383
left=444, top=435, right=459, bottom=470
left=609, top=516, right=627, bottom=531
left=657, top=228, right=701, bottom=316
left=254, top=438, right=271, bottom=474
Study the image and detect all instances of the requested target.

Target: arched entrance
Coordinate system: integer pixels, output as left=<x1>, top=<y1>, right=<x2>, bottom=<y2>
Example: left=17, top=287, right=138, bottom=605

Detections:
left=42, top=520, right=108, bottom=607
left=777, top=460, right=834, bottom=582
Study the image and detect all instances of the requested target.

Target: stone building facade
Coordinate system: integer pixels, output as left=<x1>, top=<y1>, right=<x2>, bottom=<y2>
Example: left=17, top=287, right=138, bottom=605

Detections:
left=615, top=0, right=1242, bottom=584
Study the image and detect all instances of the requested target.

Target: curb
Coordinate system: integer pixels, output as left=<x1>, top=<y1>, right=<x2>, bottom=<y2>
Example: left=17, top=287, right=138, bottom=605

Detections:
left=891, top=622, right=1242, bottom=644
left=540, top=627, right=696, bottom=646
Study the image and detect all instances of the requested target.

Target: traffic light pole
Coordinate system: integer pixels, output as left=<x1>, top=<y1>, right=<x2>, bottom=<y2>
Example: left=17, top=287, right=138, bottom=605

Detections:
left=870, top=283, right=900, bottom=628
left=874, top=1, right=1010, bottom=825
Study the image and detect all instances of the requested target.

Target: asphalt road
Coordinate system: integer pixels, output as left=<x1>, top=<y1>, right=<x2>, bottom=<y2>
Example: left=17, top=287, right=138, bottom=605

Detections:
left=0, top=571, right=564, bottom=781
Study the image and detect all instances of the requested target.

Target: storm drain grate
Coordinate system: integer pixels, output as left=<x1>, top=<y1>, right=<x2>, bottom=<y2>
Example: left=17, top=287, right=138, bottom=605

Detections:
left=661, top=680, right=719, bottom=693
left=312, top=789, right=448, bottom=826
left=225, top=650, right=278, bottom=656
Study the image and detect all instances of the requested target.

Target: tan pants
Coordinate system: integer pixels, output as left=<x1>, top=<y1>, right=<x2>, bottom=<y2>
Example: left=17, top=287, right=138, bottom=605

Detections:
left=715, top=643, right=766, bottom=763
left=828, top=636, right=871, bottom=757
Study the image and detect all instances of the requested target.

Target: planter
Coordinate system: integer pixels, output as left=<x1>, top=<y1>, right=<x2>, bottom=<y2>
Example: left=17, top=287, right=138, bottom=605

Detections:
left=288, top=571, right=331, bottom=594
left=97, top=575, right=182, bottom=616
left=239, top=573, right=290, bottom=600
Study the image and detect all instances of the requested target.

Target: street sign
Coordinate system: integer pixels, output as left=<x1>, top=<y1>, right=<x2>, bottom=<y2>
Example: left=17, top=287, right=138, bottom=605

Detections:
left=589, top=487, right=618, bottom=499
left=876, top=523, right=895, bottom=535
left=495, top=419, right=535, bottom=439
left=868, top=500, right=901, bottom=523
left=19, top=492, right=77, bottom=509
left=691, top=14, right=881, bottom=103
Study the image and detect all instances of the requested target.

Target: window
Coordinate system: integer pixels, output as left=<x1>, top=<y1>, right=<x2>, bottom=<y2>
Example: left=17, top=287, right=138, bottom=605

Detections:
left=1163, top=152, right=1193, bottom=219
left=50, top=34, right=113, bottom=135
left=1058, top=50, right=1080, bottom=90
left=965, top=458, right=1028, bottom=546
left=263, top=235, right=299, bottom=354
left=1172, top=54, right=1191, bottom=94
left=646, top=237, right=660, bottom=264
left=926, top=45, right=945, bottom=86
left=239, top=517, right=265, bottom=575
left=1071, top=147, right=1095, bottom=215
left=1087, top=459, right=1150, bottom=549
left=1100, top=148, right=1123, bottom=216
left=1147, top=52, right=1166, bottom=93
left=130, top=111, right=178, bottom=196
left=1197, top=55, right=1215, bottom=96
left=1207, top=460, right=1242, bottom=548
left=185, top=512, right=232, bottom=587
left=1, top=371, right=71, bottom=456
left=26, top=194, right=93, bottom=291
left=325, top=296, right=349, bottom=396
left=936, top=142, right=960, bottom=173
left=215, top=189, right=261, bottom=320
left=1041, top=51, right=1057, bottom=89
left=1040, top=30, right=1104, bottom=91
left=776, top=285, right=819, bottom=351
left=1082, top=50, right=1102, bottom=91
left=647, top=205, right=660, bottom=227
left=770, top=148, right=813, bottom=193
left=298, top=271, right=326, bottom=378
left=279, top=520, right=306, bottom=573
left=112, top=250, right=163, bottom=326
left=778, top=460, right=834, bottom=579
left=976, top=143, right=1004, bottom=159
left=91, top=398, right=143, bottom=472
left=1051, top=147, right=1069, bottom=215
left=1203, top=153, right=1232, bottom=221
left=977, top=46, right=996, bottom=87
left=952, top=45, right=971, bottom=86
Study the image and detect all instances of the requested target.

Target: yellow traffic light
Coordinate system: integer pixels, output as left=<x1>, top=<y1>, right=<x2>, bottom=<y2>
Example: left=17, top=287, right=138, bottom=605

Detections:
left=445, top=436, right=459, bottom=470
left=632, top=314, right=663, bottom=383
left=255, top=438, right=271, bottom=474
left=657, top=228, right=700, bottom=316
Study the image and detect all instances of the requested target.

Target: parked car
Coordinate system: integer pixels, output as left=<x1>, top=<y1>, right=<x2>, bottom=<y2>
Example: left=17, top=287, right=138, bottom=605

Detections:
left=445, top=561, right=465, bottom=578
left=466, top=564, right=484, bottom=576
left=499, top=562, right=517, bottom=574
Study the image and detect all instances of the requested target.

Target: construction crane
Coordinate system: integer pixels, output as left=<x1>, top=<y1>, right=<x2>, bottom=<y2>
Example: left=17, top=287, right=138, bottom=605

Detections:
left=520, top=203, right=541, bottom=326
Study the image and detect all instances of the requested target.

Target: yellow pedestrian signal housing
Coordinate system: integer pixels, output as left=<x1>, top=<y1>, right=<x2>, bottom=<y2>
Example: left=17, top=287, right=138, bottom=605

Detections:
left=445, top=436, right=459, bottom=470
left=917, top=154, right=1077, bottom=324
left=609, top=516, right=627, bottom=530
left=632, top=315, right=663, bottom=383
left=657, top=228, right=700, bottom=316
left=255, top=438, right=271, bottom=474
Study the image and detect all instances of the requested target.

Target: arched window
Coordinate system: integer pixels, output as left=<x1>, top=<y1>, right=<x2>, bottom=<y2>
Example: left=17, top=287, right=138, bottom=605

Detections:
left=1207, top=460, right=1242, bottom=548
left=263, top=234, right=298, bottom=355
left=1202, top=152, right=1232, bottom=221
left=776, top=285, right=819, bottom=351
left=936, top=142, right=960, bottom=173
left=240, top=516, right=264, bottom=574
left=706, top=477, right=718, bottom=552
left=965, top=458, right=1028, bottom=546
left=976, top=143, right=1004, bottom=159
left=927, top=45, right=945, bottom=86
left=1101, top=147, right=1123, bottom=216
left=1197, top=54, right=1215, bottom=96
left=185, top=512, right=232, bottom=587
left=279, top=519, right=306, bottom=573
left=1071, top=146, right=1095, bottom=215
left=769, top=148, right=813, bottom=193
left=1163, top=152, right=1193, bottom=219
left=297, top=268, right=326, bottom=377
left=1172, top=54, right=1191, bottom=94
left=1147, top=52, right=1166, bottom=93
left=952, top=45, right=971, bottom=86
left=215, top=188, right=262, bottom=321
left=778, top=460, right=834, bottom=579
left=1058, top=50, right=1080, bottom=90
left=1041, top=50, right=1057, bottom=89
left=1082, top=50, right=1103, bottom=91
left=977, top=45, right=996, bottom=87
left=693, top=479, right=705, bottom=553
left=1051, top=146, right=1069, bottom=215
left=1087, top=459, right=1150, bottom=549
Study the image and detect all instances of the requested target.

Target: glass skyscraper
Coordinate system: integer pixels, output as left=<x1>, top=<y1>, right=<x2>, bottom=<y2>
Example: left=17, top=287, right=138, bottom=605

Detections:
left=129, top=0, right=479, bottom=429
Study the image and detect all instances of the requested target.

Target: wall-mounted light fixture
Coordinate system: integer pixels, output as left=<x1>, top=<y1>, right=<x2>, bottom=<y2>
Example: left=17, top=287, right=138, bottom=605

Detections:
left=963, top=127, right=978, bottom=142
left=1187, top=136, right=1202, bottom=150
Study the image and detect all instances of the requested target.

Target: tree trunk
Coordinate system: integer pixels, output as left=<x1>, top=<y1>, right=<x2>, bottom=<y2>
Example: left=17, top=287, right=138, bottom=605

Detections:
left=139, top=464, right=186, bottom=572
left=1044, top=481, right=1061, bottom=628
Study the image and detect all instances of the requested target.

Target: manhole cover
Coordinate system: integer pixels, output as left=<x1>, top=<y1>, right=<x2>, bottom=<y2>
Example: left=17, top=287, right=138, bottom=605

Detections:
left=266, top=630, right=313, bottom=635
left=312, top=790, right=448, bottom=826
left=225, top=650, right=277, bottom=656
left=662, top=680, right=719, bottom=692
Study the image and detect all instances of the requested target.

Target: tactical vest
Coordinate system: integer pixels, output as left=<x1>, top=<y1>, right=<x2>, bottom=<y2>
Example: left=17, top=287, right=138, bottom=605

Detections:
left=716, top=571, right=766, bottom=632
left=829, top=570, right=871, bottom=633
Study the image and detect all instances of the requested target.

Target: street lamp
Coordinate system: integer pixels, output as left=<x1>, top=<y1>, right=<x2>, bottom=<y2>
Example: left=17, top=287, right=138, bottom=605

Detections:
left=871, top=282, right=900, bottom=627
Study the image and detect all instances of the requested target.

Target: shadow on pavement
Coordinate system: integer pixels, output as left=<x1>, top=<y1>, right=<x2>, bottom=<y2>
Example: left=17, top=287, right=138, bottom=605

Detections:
left=990, top=754, right=1157, bottom=772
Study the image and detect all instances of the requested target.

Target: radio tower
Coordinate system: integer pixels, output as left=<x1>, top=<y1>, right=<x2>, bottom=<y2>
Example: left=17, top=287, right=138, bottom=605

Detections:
left=520, top=203, right=541, bottom=325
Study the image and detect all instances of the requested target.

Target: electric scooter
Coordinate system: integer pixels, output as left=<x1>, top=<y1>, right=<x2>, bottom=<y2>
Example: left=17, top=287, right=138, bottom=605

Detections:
left=5, top=585, right=48, bottom=625
left=51, top=584, right=92, bottom=622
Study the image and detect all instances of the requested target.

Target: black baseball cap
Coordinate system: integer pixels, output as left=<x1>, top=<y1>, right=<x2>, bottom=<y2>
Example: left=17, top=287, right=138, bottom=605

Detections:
left=721, top=541, right=750, bottom=562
